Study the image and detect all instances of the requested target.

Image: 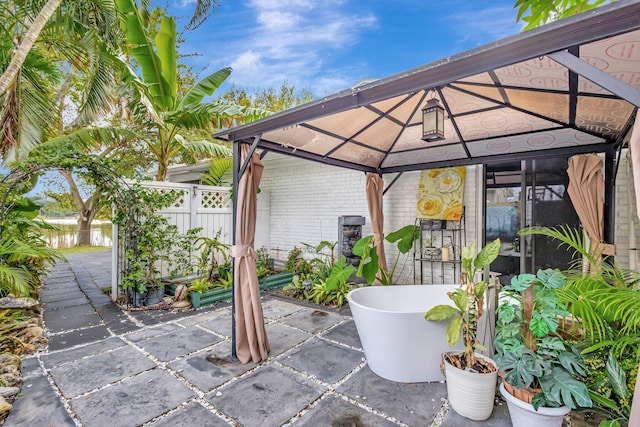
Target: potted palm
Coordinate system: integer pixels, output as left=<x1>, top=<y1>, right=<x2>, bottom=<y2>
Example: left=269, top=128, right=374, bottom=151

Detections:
left=495, top=268, right=592, bottom=427
left=424, top=239, right=500, bottom=421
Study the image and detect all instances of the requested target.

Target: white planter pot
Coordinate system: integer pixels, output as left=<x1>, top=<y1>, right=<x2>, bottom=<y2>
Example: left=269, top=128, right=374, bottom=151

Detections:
left=500, top=383, right=570, bottom=427
left=444, top=352, right=498, bottom=421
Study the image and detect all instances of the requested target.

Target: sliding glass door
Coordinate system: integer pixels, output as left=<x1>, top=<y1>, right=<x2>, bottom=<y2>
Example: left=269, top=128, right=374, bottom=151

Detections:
left=485, top=158, right=580, bottom=285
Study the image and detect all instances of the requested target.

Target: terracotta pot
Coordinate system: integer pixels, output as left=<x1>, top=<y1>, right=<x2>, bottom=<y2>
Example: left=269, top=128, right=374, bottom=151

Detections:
left=500, top=375, right=541, bottom=404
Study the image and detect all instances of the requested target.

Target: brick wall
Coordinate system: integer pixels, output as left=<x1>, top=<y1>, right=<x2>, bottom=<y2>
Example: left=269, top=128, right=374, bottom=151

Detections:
left=259, top=155, right=479, bottom=284
left=259, top=152, right=635, bottom=281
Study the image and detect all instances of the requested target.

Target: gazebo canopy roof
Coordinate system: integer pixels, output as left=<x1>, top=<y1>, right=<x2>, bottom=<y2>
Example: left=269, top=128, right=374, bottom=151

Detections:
left=216, top=1, right=640, bottom=174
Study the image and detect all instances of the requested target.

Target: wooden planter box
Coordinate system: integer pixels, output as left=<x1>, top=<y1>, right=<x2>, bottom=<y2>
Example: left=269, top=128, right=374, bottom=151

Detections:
left=163, top=271, right=294, bottom=309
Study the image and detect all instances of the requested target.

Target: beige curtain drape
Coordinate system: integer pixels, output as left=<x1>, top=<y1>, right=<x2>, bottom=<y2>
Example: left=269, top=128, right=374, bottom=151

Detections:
left=566, top=154, right=615, bottom=257
left=365, top=173, right=388, bottom=278
left=628, top=118, right=640, bottom=427
left=232, top=145, right=269, bottom=364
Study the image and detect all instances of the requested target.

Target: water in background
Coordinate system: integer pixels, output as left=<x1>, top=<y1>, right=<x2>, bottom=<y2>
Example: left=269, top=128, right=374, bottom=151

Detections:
left=42, top=222, right=112, bottom=249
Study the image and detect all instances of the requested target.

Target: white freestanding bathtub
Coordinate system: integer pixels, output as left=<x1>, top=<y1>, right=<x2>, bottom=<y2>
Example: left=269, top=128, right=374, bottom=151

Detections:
left=347, top=284, right=465, bottom=383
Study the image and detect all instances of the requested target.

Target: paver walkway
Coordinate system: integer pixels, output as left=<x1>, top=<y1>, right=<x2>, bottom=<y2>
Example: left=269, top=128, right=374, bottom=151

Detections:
left=5, top=250, right=512, bottom=426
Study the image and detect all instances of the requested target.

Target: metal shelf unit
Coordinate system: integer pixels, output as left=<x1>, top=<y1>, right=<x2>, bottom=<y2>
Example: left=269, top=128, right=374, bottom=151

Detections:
left=414, top=207, right=465, bottom=284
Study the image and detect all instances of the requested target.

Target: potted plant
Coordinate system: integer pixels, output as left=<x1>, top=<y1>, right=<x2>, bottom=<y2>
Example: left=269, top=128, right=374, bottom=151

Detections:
left=424, top=239, right=500, bottom=421
left=494, top=268, right=592, bottom=427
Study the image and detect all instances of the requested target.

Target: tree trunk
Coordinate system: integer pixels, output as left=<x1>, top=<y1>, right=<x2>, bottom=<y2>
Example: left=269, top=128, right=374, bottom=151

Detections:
left=0, top=0, right=63, bottom=95
left=77, top=215, right=93, bottom=246
left=59, top=169, right=101, bottom=246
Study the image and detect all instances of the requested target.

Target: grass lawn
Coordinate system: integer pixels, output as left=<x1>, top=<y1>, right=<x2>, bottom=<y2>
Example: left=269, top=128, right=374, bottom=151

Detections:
left=57, top=246, right=111, bottom=254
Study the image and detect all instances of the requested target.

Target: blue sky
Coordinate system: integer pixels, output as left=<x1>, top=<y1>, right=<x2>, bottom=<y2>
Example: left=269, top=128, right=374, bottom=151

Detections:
left=166, top=0, right=525, bottom=97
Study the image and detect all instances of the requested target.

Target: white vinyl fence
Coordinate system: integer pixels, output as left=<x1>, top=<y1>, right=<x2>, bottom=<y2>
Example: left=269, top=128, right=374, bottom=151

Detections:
left=111, top=181, right=233, bottom=297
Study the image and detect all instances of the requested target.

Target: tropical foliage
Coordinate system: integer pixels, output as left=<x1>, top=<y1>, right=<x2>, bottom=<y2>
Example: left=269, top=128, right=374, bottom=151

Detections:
left=520, top=226, right=639, bottom=425
left=514, top=0, right=611, bottom=30
left=116, top=0, right=269, bottom=180
left=495, top=268, right=592, bottom=410
left=0, top=179, right=60, bottom=298
left=353, top=225, right=419, bottom=285
left=425, top=239, right=500, bottom=371
left=282, top=242, right=356, bottom=307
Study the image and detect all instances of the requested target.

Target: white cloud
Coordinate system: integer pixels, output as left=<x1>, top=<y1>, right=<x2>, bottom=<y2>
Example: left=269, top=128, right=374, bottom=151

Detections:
left=209, top=0, right=377, bottom=95
left=178, top=0, right=197, bottom=7
left=445, top=6, right=525, bottom=45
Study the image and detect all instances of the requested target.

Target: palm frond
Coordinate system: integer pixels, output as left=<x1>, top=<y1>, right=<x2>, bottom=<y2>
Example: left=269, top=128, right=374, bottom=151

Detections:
left=71, top=31, right=117, bottom=125
left=558, top=279, right=610, bottom=341
left=597, top=287, right=640, bottom=334
left=165, top=102, right=216, bottom=128
left=37, top=126, right=138, bottom=153
left=180, top=139, right=232, bottom=158
left=0, top=265, right=34, bottom=297
left=185, top=0, right=220, bottom=30
left=177, top=67, right=231, bottom=110
left=238, top=105, right=273, bottom=123
left=115, top=0, right=172, bottom=111
left=107, top=50, right=163, bottom=126
left=155, top=17, right=177, bottom=104
left=201, top=157, right=233, bottom=187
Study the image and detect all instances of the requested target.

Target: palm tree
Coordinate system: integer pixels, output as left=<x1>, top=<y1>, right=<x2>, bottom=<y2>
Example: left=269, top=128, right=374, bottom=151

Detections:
left=1, top=0, right=125, bottom=162
left=116, top=0, right=269, bottom=180
left=0, top=0, right=63, bottom=96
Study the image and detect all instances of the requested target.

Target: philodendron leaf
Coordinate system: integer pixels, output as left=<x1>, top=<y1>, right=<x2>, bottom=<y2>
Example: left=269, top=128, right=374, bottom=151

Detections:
left=446, top=316, right=463, bottom=347
left=510, top=273, right=536, bottom=291
left=474, top=238, right=500, bottom=270
left=461, top=241, right=475, bottom=273
left=360, top=248, right=379, bottom=285
left=474, top=281, right=487, bottom=300
left=558, top=351, right=587, bottom=377
left=449, top=288, right=468, bottom=312
left=606, top=352, right=628, bottom=401
left=530, top=312, right=558, bottom=337
left=540, top=369, right=592, bottom=409
left=537, top=268, right=566, bottom=289
left=352, top=236, right=372, bottom=257
left=425, top=304, right=460, bottom=321
left=598, top=421, right=621, bottom=427
left=386, top=225, right=418, bottom=254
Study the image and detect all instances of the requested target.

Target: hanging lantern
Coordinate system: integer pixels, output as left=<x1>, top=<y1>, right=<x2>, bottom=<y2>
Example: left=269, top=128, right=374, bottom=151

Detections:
left=422, top=98, right=445, bottom=141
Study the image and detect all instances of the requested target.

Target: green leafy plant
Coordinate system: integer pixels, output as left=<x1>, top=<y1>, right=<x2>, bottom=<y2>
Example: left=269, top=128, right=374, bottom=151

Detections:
left=168, top=227, right=202, bottom=279
left=424, top=239, right=500, bottom=372
left=188, top=277, right=213, bottom=294
left=495, top=268, right=593, bottom=410
left=520, top=225, right=640, bottom=424
left=0, top=185, right=61, bottom=298
left=255, top=245, right=276, bottom=276
left=306, top=256, right=355, bottom=307
left=112, top=183, right=196, bottom=298
left=353, top=225, right=419, bottom=285
left=282, top=274, right=313, bottom=300
left=193, top=230, right=231, bottom=282
left=218, top=270, right=233, bottom=291
left=284, top=246, right=312, bottom=275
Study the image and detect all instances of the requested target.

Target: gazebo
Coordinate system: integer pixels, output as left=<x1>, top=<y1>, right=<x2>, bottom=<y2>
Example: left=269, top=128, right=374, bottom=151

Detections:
left=216, top=0, right=640, bottom=383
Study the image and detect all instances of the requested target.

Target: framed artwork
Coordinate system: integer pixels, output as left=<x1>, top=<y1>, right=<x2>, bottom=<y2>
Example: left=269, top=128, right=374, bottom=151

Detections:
left=416, top=167, right=465, bottom=220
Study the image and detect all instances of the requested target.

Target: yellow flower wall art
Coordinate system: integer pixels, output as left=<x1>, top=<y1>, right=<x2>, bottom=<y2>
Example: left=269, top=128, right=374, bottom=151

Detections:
left=416, top=167, right=465, bottom=220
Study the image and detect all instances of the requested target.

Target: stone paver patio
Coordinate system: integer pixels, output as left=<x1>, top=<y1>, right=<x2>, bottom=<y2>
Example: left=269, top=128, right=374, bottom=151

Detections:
left=5, top=250, right=512, bottom=426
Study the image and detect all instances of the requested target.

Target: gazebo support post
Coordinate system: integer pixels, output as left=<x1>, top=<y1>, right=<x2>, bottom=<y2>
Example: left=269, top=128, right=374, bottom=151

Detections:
left=231, top=142, right=240, bottom=359
left=604, top=146, right=616, bottom=250
left=383, top=172, right=403, bottom=195
left=231, top=135, right=262, bottom=360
